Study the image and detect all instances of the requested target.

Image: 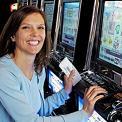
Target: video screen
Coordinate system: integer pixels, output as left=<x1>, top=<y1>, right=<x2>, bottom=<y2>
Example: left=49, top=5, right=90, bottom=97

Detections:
left=30, top=0, right=38, bottom=7
left=78, top=96, right=107, bottom=122
left=21, top=0, right=29, bottom=5
left=44, top=2, right=54, bottom=31
left=61, top=2, right=80, bottom=48
left=48, top=69, right=64, bottom=93
left=98, top=1, right=122, bottom=69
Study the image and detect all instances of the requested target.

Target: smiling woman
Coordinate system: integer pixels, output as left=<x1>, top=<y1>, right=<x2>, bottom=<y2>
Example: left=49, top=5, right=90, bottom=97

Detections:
left=0, top=5, right=50, bottom=73
left=0, top=5, right=107, bottom=122
left=13, top=12, right=46, bottom=56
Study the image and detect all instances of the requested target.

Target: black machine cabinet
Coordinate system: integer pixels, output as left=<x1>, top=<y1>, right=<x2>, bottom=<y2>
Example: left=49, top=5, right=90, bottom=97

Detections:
left=74, top=0, right=122, bottom=121
left=50, top=0, right=95, bottom=73
left=74, top=71, right=122, bottom=121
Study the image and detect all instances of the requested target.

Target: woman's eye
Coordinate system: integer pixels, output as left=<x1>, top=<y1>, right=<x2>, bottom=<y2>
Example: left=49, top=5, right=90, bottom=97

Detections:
left=21, top=26, right=30, bottom=29
left=38, top=26, right=45, bottom=30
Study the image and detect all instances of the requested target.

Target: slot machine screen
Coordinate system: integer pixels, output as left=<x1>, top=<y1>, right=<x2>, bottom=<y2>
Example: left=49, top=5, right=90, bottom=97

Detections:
left=96, top=1, right=122, bottom=74
left=44, top=2, right=54, bottom=31
left=30, top=0, right=38, bottom=6
left=47, top=69, right=64, bottom=93
left=19, top=0, right=29, bottom=5
left=55, top=1, right=80, bottom=61
left=61, top=2, right=80, bottom=48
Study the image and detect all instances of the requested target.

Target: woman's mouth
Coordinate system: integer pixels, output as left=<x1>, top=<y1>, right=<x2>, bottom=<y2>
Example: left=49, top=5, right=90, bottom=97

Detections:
left=27, top=40, right=40, bottom=46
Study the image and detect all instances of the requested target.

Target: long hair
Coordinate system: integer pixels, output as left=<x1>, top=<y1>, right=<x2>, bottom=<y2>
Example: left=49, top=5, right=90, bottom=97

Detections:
left=0, top=6, right=52, bottom=73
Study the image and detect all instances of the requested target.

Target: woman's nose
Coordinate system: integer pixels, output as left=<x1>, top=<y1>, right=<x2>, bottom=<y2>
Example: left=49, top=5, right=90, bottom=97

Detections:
left=31, top=28, right=39, bottom=36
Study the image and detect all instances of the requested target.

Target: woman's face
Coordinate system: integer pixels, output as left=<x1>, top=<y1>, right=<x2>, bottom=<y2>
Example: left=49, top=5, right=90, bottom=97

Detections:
left=13, top=12, right=45, bottom=56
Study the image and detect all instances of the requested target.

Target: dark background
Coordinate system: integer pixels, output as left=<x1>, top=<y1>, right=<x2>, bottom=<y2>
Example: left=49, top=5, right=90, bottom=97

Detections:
left=0, top=0, right=17, bottom=32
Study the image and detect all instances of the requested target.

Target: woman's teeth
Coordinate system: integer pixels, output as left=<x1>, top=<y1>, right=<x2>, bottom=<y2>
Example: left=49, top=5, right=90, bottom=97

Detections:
left=27, top=40, right=39, bottom=46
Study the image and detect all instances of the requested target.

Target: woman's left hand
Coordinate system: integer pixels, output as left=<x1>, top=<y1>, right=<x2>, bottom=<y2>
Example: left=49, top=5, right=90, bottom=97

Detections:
left=82, top=85, right=107, bottom=116
left=64, top=70, right=75, bottom=95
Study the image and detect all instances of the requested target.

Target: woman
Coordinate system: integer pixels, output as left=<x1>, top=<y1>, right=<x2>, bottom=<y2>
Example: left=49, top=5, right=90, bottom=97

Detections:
left=0, top=6, right=107, bottom=122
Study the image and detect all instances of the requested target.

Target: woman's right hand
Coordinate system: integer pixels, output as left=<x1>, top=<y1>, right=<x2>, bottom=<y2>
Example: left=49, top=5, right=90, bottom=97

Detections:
left=82, top=85, right=107, bottom=116
left=64, top=70, right=75, bottom=95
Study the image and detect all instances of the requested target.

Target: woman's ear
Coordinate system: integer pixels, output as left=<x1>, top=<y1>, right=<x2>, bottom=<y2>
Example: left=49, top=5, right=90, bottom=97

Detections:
left=11, top=36, right=15, bottom=42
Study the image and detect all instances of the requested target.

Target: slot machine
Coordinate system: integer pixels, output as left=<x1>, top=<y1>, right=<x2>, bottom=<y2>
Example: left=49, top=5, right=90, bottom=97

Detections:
left=74, top=0, right=122, bottom=121
left=51, top=0, right=96, bottom=72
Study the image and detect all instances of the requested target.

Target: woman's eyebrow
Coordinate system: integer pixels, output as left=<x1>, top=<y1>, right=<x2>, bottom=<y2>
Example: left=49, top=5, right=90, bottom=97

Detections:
left=21, top=23, right=45, bottom=26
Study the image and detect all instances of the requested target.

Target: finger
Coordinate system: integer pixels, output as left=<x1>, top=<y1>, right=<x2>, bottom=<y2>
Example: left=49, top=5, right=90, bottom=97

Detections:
left=84, top=88, right=88, bottom=95
left=85, top=86, right=107, bottom=99
left=89, top=90, right=107, bottom=100
left=93, top=95, right=105, bottom=103
left=64, top=75, right=68, bottom=81
left=69, top=70, right=75, bottom=78
left=67, top=70, right=75, bottom=82
left=85, top=85, right=98, bottom=96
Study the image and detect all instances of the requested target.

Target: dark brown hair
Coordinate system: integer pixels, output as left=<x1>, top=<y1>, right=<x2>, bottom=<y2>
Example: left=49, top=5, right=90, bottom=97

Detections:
left=0, top=5, right=51, bottom=73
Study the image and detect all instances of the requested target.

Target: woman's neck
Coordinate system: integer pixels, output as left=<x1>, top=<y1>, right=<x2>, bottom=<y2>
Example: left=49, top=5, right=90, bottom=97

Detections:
left=11, top=53, right=35, bottom=80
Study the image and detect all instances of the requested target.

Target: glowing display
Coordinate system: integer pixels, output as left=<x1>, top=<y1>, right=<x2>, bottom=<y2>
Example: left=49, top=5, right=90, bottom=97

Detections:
left=10, top=3, right=18, bottom=12
left=61, top=2, right=80, bottom=48
left=48, top=70, right=64, bottom=93
left=99, top=1, right=122, bottom=68
left=44, top=3, right=54, bottom=31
